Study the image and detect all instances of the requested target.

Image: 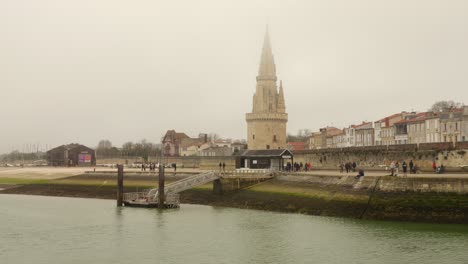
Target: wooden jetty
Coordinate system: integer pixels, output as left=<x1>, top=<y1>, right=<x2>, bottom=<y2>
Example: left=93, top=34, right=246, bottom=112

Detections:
left=120, top=169, right=275, bottom=208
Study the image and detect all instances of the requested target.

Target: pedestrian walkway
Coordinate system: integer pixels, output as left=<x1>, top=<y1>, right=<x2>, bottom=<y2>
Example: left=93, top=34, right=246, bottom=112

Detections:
left=294, top=170, right=468, bottom=179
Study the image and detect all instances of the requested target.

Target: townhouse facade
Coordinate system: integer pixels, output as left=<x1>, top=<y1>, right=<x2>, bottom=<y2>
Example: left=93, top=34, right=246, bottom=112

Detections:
left=425, top=114, right=441, bottom=143
left=440, top=108, right=464, bottom=143
left=298, top=106, right=467, bottom=150
left=354, top=122, right=374, bottom=147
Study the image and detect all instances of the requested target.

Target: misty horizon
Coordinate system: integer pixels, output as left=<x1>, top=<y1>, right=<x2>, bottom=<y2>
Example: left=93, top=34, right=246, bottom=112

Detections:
left=2, top=0, right=468, bottom=154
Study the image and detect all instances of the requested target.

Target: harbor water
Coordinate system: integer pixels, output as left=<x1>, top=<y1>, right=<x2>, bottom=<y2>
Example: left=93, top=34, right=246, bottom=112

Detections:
left=1, top=194, right=467, bottom=264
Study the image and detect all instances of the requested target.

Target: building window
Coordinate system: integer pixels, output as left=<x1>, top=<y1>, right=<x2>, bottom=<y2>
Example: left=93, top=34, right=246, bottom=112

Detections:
left=253, top=134, right=255, bottom=140
left=273, top=135, right=277, bottom=142
left=266, top=145, right=270, bottom=149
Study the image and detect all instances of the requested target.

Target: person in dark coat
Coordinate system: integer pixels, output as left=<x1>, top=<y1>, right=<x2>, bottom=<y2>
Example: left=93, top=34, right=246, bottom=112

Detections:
left=219, top=162, right=222, bottom=171
left=409, top=160, right=414, bottom=174
left=352, top=161, right=357, bottom=172
left=402, top=161, right=408, bottom=177
left=222, top=162, right=226, bottom=172
left=355, top=169, right=364, bottom=179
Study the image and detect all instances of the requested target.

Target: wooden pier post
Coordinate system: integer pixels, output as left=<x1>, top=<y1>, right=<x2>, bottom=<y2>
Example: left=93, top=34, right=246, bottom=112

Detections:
left=213, top=179, right=223, bottom=195
left=117, top=164, right=124, bottom=207
left=158, top=164, right=165, bottom=209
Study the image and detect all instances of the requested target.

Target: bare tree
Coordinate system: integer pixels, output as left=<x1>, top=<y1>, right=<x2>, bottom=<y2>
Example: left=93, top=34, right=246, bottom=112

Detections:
left=429, top=100, right=463, bottom=112
left=208, top=133, right=220, bottom=142
left=97, top=140, right=112, bottom=149
left=287, top=129, right=312, bottom=142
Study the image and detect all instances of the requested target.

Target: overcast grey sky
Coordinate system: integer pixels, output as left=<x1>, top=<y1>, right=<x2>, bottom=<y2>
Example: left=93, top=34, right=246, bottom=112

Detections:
left=1, top=0, right=468, bottom=153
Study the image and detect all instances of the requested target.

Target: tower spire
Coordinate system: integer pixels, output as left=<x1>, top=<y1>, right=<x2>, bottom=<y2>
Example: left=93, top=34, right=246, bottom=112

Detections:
left=277, top=80, right=286, bottom=113
left=257, top=27, right=276, bottom=80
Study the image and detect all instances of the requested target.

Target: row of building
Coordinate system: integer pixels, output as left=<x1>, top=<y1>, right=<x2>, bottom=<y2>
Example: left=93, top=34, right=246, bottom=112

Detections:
left=307, top=106, right=468, bottom=149
left=162, top=130, right=247, bottom=157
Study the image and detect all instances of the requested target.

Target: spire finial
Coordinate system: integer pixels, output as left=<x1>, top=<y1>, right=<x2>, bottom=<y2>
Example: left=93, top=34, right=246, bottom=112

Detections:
left=257, top=26, right=276, bottom=80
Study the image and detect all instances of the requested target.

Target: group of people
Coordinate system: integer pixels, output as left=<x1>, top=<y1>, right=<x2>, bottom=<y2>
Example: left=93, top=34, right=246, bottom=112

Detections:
left=339, top=161, right=357, bottom=173
left=141, top=163, right=159, bottom=172
left=140, top=162, right=178, bottom=174
left=432, top=161, right=445, bottom=174
left=285, top=162, right=311, bottom=172
left=389, top=160, right=418, bottom=177
left=218, top=162, right=226, bottom=172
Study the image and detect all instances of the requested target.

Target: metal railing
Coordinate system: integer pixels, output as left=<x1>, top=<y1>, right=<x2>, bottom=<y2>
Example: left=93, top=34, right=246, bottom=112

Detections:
left=123, top=191, right=180, bottom=205
left=123, top=170, right=275, bottom=207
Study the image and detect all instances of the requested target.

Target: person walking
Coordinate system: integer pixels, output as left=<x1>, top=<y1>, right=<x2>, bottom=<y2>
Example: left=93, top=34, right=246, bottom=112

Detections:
left=352, top=161, right=357, bottom=172
left=222, top=162, right=226, bottom=172
left=409, top=160, right=414, bottom=174
left=339, top=163, right=344, bottom=173
left=219, top=162, right=222, bottom=171
left=402, top=161, right=408, bottom=177
left=395, top=161, right=400, bottom=176
left=432, top=161, right=437, bottom=172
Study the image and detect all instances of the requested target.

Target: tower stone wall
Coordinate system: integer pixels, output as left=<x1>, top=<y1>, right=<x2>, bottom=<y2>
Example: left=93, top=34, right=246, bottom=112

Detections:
left=246, top=29, right=288, bottom=150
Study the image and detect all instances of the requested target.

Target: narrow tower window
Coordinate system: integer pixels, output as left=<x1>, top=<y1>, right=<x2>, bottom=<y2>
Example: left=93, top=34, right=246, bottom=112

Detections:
left=273, top=135, right=277, bottom=142
left=253, top=134, right=255, bottom=140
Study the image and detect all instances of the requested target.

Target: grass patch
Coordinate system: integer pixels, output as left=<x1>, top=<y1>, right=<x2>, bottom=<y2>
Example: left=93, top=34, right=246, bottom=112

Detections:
left=0, top=178, right=51, bottom=185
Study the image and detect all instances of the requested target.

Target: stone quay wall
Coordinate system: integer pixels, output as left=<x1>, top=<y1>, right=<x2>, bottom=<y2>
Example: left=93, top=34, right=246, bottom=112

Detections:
left=292, top=143, right=468, bottom=172
left=280, top=174, right=468, bottom=194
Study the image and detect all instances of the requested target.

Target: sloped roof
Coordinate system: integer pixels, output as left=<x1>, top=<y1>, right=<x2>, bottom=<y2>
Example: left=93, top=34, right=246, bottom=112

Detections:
left=180, top=138, right=204, bottom=148
left=395, top=112, right=432, bottom=124
left=353, top=122, right=373, bottom=129
left=163, top=130, right=190, bottom=142
left=320, top=126, right=343, bottom=136
left=241, top=149, right=293, bottom=157
left=47, top=144, right=94, bottom=153
left=375, top=113, right=402, bottom=123
left=287, top=142, right=305, bottom=151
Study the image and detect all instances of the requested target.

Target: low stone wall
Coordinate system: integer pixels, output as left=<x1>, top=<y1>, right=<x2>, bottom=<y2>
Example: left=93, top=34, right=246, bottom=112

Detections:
left=279, top=174, right=468, bottom=194
left=292, top=148, right=468, bottom=172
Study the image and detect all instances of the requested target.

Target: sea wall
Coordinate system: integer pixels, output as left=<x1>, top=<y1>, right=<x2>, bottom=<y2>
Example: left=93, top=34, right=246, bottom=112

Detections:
left=279, top=174, right=468, bottom=193
left=293, top=144, right=468, bottom=172
left=180, top=174, right=468, bottom=223
left=2, top=172, right=468, bottom=223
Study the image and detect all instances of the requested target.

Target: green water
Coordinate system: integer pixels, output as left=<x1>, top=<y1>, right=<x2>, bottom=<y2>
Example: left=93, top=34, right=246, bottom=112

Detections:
left=1, top=194, right=467, bottom=264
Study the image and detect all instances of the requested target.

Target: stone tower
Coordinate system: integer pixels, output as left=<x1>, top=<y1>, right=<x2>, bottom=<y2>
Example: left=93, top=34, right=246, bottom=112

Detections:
left=246, top=29, right=288, bottom=150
